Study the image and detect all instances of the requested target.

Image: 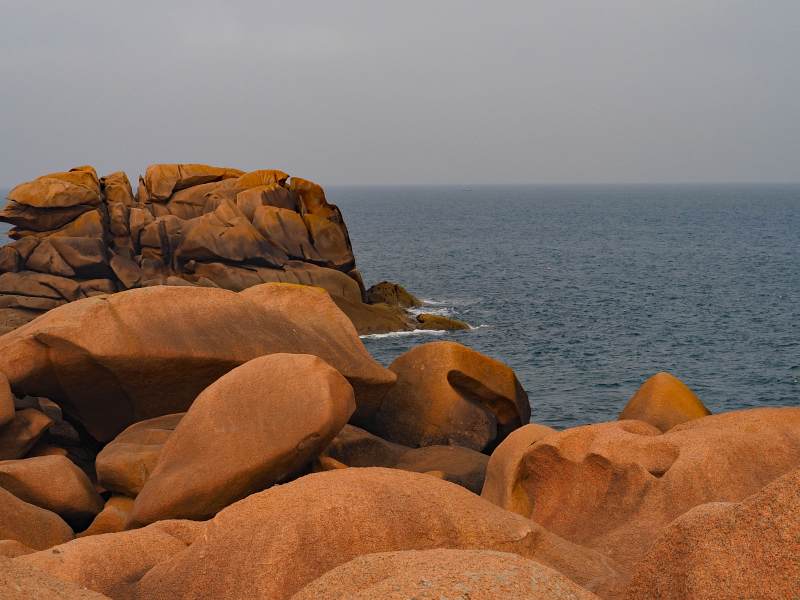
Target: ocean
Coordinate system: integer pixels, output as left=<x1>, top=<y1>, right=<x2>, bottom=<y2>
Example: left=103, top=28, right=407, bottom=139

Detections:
left=2, top=184, right=799, bottom=428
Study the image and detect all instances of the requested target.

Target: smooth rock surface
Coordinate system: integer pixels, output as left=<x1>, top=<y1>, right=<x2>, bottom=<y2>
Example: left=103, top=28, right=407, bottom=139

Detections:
left=95, top=413, right=183, bottom=497
left=291, top=549, right=600, bottom=600
left=0, top=455, right=103, bottom=529
left=365, top=341, right=531, bottom=451
left=0, top=556, right=110, bottom=599
left=78, top=496, right=135, bottom=538
left=130, top=354, right=356, bottom=525
left=0, top=285, right=394, bottom=441
left=133, top=468, right=621, bottom=599
left=0, top=408, right=53, bottom=460
left=619, top=372, right=710, bottom=432
left=0, top=486, right=73, bottom=550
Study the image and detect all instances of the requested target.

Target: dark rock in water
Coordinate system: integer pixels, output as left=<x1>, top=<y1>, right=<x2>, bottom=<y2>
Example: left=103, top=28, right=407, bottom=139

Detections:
left=332, top=295, right=413, bottom=335
left=416, top=312, right=470, bottom=330
left=365, top=281, right=421, bottom=307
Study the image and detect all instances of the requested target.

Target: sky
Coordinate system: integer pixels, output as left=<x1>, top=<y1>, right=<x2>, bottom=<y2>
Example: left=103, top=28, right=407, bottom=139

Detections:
left=1, top=1, right=799, bottom=186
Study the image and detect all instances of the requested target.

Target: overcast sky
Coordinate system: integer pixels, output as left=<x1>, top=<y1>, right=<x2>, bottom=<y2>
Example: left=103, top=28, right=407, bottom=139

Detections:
left=1, top=1, right=799, bottom=186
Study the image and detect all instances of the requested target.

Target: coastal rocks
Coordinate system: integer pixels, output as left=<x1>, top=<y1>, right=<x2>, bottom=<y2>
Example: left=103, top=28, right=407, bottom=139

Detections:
left=365, top=281, right=421, bottom=307
left=317, top=424, right=489, bottom=493
left=17, top=519, right=203, bottom=598
left=95, top=413, right=183, bottom=497
left=0, top=486, right=73, bottom=550
left=0, top=455, right=103, bottom=530
left=481, top=423, right=557, bottom=513
left=364, top=341, right=530, bottom=452
left=0, top=285, right=394, bottom=442
left=486, top=407, right=800, bottom=577
left=0, top=556, right=110, bottom=600
left=130, top=354, right=355, bottom=525
left=625, top=467, right=800, bottom=599
left=78, top=496, right=134, bottom=538
left=619, top=371, right=710, bottom=432
left=415, top=312, right=470, bottom=330
left=291, top=549, right=601, bottom=600
left=132, top=468, right=621, bottom=599
left=332, top=294, right=415, bottom=335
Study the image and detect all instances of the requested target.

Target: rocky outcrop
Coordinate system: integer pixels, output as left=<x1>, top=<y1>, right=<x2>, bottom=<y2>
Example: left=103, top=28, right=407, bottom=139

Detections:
left=291, top=549, right=601, bottom=600
left=0, top=285, right=394, bottom=442
left=131, top=468, right=620, bottom=599
left=624, top=467, right=800, bottom=599
left=619, top=371, right=710, bottom=432
left=316, top=424, right=489, bottom=493
left=363, top=341, right=531, bottom=452
left=480, top=407, right=800, bottom=584
left=130, top=354, right=355, bottom=525
left=364, top=281, right=421, bottom=307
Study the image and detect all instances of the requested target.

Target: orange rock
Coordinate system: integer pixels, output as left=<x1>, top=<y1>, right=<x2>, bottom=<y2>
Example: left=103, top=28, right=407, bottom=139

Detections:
left=0, top=285, right=394, bottom=442
left=17, top=519, right=202, bottom=598
left=481, top=423, right=556, bottom=513
left=0, top=456, right=103, bottom=529
left=78, top=496, right=135, bottom=538
left=0, top=486, right=72, bottom=550
left=0, top=409, right=53, bottom=460
left=0, top=540, right=35, bottom=558
left=332, top=295, right=414, bottom=335
left=130, top=354, right=355, bottom=525
left=0, top=371, right=13, bottom=427
left=365, top=281, right=421, bottom=307
left=8, top=172, right=101, bottom=209
left=291, top=549, right=600, bottom=600
left=142, top=163, right=243, bottom=201
left=624, top=467, right=800, bottom=600
left=100, top=171, right=135, bottom=207
left=134, top=468, right=621, bottom=599
left=619, top=372, right=710, bottom=432
left=95, top=414, right=183, bottom=497
left=0, top=201, right=96, bottom=232
left=0, top=556, right=110, bottom=599
left=490, top=407, right=800, bottom=582
left=365, top=341, right=531, bottom=451
left=318, top=424, right=489, bottom=493
left=250, top=205, right=320, bottom=261
left=235, top=169, right=290, bottom=189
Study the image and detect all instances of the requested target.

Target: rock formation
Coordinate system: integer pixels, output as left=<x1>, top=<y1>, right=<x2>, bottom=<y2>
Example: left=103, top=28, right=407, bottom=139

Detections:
left=619, top=371, right=710, bottom=432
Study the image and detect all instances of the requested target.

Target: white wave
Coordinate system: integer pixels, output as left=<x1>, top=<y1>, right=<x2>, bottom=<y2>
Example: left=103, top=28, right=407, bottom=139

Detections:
left=360, top=329, right=449, bottom=340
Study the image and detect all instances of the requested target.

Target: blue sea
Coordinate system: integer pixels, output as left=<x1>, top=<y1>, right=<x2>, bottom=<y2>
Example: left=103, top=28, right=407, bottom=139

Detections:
left=2, top=185, right=799, bottom=428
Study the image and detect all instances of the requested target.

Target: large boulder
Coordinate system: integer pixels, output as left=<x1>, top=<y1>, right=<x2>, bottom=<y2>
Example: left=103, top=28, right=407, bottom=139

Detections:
left=0, top=486, right=73, bottom=550
left=95, top=413, right=183, bottom=497
left=317, top=424, right=489, bottom=493
left=133, top=468, right=621, bottom=599
left=16, top=520, right=203, bottom=598
left=481, top=423, right=556, bottom=513
left=0, top=556, right=110, bottom=599
left=619, top=371, right=710, bottom=432
left=0, top=455, right=103, bottom=530
left=484, top=407, right=800, bottom=580
left=624, top=467, right=800, bottom=600
left=291, top=549, right=600, bottom=600
left=365, top=281, right=421, bottom=307
left=130, top=354, right=355, bottom=525
left=363, top=341, right=530, bottom=452
left=0, top=285, right=394, bottom=441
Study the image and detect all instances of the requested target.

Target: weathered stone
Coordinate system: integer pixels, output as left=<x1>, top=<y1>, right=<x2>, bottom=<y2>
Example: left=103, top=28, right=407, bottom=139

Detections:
left=95, top=413, right=183, bottom=497
left=366, top=341, right=531, bottom=452
left=0, top=371, right=14, bottom=428
left=133, top=468, right=621, bottom=599
left=0, top=540, right=35, bottom=558
left=0, top=556, right=110, bottom=599
left=619, top=371, right=710, bottom=432
left=291, top=549, right=600, bottom=600
left=0, top=486, right=72, bottom=550
left=0, top=456, right=103, bottom=529
left=0, top=285, right=394, bottom=442
left=141, top=163, right=243, bottom=201
left=624, top=467, right=800, bottom=600
left=481, top=423, right=557, bottom=513
left=365, top=281, right=421, bottom=307
left=130, top=354, right=355, bottom=525
left=78, top=496, right=135, bottom=538
left=0, top=409, right=53, bottom=460
left=416, top=312, right=470, bottom=330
